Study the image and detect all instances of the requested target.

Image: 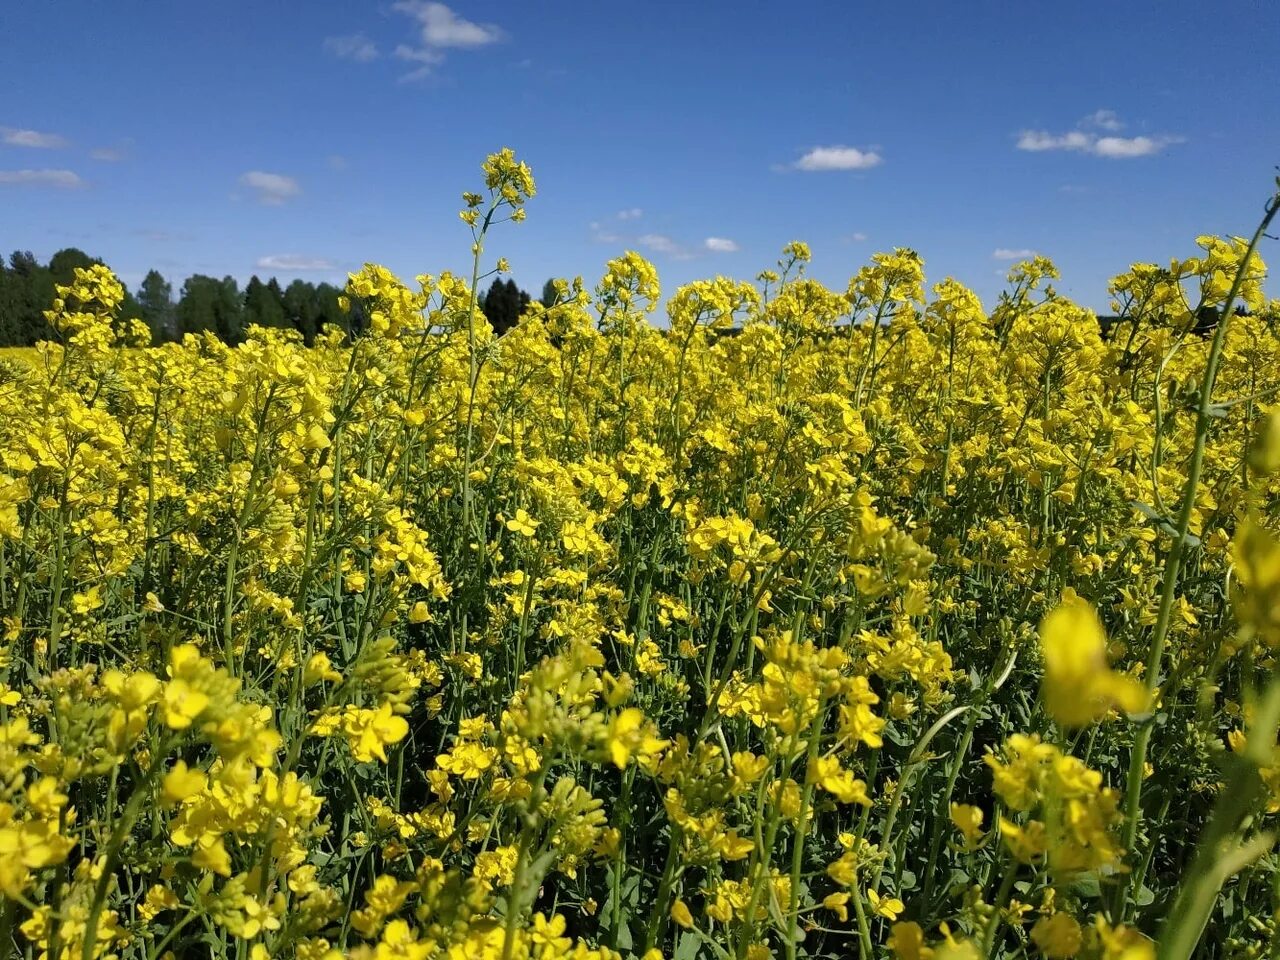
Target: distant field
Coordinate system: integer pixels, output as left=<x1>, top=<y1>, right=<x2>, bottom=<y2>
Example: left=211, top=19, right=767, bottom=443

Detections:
left=0, top=346, right=43, bottom=366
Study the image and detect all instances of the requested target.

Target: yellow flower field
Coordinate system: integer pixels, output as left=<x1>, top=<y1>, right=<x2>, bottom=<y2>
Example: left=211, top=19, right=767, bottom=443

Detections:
left=0, top=151, right=1278, bottom=960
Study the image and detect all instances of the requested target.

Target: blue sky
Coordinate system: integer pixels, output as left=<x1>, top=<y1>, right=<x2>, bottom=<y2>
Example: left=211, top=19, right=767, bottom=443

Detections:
left=0, top=1, right=1277, bottom=312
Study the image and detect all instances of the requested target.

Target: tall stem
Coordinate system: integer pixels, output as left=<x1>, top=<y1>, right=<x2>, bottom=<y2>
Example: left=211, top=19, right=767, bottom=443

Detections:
left=1119, top=192, right=1279, bottom=913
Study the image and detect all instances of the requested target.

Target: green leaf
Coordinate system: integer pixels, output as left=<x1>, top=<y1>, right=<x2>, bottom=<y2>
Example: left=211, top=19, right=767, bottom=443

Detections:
left=1067, top=871, right=1102, bottom=899
left=674, top=932, right=702, bottom=960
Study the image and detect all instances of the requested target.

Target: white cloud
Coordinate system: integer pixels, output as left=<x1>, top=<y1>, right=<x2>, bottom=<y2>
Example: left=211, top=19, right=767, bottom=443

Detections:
left=89, top=140, right=132, bottom=162
left=849, top=231, right=868, bottom=242
left=589, top=222, right=622, bottom=244
left=395, top=1, right=504, bottom=47
left=638, top=234, right=679, bottom=254
left=1, top=127, right=69, bottom=149
left=392, top=1, right=504, bottom=78
left=328, top=155, right=349, bottom=171
left=393, top=45, right=447, bottom=80
left=704, top=237, right=739, bottom=253
left=0, top=168, right=84, bottom=188
left=240, top=171, right=301, bottom=205
left=993, top=248, right=1037, bottom=260
left=256, top=254, right=337, bottom=272
left=1083, top=109, right=1123, bottom=131
left=324, top=33, right=379, bottom=62
left=1093, top=135, right=1171, bottom=158
left=1017, top=112, right=1180, bottom=158
left=1016, top=130, right=1094, bottom=152
left=793, top=145, right=882, bottom=171
left=638, top=234, right=695, bottom=260
left=617, top=207, right=643, bottom=220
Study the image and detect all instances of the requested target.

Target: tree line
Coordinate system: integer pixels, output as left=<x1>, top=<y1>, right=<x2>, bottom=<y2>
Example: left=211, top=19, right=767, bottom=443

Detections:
left=0, top=247, right=556, bottom=347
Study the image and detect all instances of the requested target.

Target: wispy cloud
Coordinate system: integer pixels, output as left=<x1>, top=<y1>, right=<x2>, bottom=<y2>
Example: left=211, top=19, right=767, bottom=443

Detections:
left=1, top=127, right=69, bottom=149
left=256, top=254, right=337, bottom=272
left=392, top=1, right=504, bottom=79
left=1083, top=109, right=1123, bottom=132
left=704, top=237, right=739, bottom=253
left=617, top=207, right=643, bottom=221
left=0, top=168, right=83, bottom=188
left=993, top=247, right=1037, bottom=260
left=589, top=221, right=623, bottom=244
left=239, top=171, right=301, bottom=206
left=793, top=145, right=882, bottom=172
left=89, top=139, right=133, bottom=162
left=134, top=228, right=193, bottom=243
left=638, top=234, right=696, bottom=260
left=327, top=155, right=349, bottom=171
left=1093, top=136, right=1174, bottom=158
left=0, top=168, right=84, bottom=188
left=846, top=231, right=869, bottom=243
left=1017, top=130, right=1094, bottom=152
left=324, top=33, right=380, bottom=62
left=1017, top=111, right=1180, bottom=158
left=638, top=234, right=680, bottom=255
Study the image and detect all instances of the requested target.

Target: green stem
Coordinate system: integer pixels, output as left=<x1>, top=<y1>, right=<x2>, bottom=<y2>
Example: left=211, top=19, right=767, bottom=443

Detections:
left=980, top=858, right=1019, bottom=959
left=1156, top=674, right=1280, bottom=960
left=785, top=702, right=830, bottom=960
left=1119, top=191, right=1280, bottom=912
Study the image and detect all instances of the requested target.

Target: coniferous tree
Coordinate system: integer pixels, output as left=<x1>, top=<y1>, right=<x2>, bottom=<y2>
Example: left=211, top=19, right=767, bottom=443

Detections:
left=480, top=277, right=532, bottom=335
left=137, top=270, right=175, bottom=342
left=283, top=279, right=319, bottom=344
left=47, top=248, right=99, bottom=284
left=314, top=282, right=348, bottom=338
left=244, top=276, right=286, bottom=331
left=177, top=275, right=219, bottom=337
left=216, top=276, right=244, bottom=343
left=5, top=251, right=54, bottom=344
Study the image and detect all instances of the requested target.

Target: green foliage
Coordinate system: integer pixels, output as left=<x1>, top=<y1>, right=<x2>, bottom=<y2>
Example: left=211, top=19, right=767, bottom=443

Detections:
left=481, top=276, right=532, bottom=335
left=0, top=252, right=357, bottom=347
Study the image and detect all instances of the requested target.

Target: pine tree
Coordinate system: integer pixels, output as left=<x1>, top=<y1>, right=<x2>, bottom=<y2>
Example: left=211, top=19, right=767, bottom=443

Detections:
left=244, top=276, right=285, bottom=330
left=283, top=279, right=319, bottom=344
left=137, top=270, right=175, bottom=342
left=540, top=278, right=558, bottom=308
left=216, top=276, right=244, bottom=343
left=177, top=276, right=219, bottom=337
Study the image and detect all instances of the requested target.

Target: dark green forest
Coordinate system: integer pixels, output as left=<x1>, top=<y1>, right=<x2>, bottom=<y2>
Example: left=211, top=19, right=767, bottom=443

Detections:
left=0, top=248, right=549, bottom=347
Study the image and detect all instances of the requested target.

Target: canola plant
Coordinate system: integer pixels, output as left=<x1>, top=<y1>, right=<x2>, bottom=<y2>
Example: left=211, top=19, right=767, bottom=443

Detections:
left=0, top=150, right=1277, bottom=960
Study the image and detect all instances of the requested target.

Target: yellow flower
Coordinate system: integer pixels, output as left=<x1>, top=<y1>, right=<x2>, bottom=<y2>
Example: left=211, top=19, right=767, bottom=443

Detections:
left=505, top=508, right=540, bottom=537
left=70, top=585, right=103, bottom=615
left=1039, top=594, right=1147, bottom=727
left=303, top=652, right=343, bottom=685
left=813, top=756, right=872, bottom=806
left=162, top=760, right=207, bottom=805
left=888, top=922, right=933, bottom=960
left=1031, top=912, right=1083, bottom=958
left=868, top=887, right=905, bottom=920
left=822, top=891, right=850, bottom=922
left=670, top=898, right=694, bottom=929
left=949, top=803, right=984, bottom=848
left=1093, top=917, right=1155, bottom=960
left=161, top=679, right=210, bottom=730
left=344, top=702, right=410, bottom=763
